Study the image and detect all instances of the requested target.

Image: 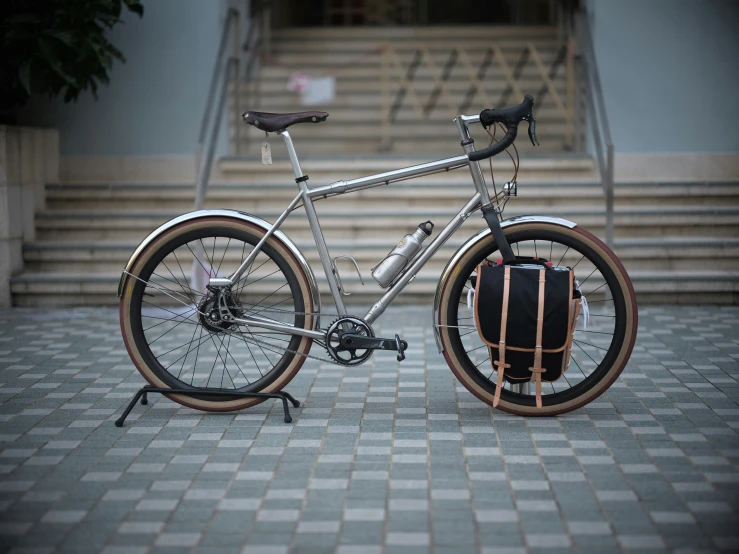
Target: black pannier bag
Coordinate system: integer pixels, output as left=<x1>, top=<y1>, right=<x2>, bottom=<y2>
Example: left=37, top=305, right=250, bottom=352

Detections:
left=473, top=261, right=581, bottom=408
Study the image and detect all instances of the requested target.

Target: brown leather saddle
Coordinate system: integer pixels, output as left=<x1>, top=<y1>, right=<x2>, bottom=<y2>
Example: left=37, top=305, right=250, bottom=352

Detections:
left=242, top=111, right=329, bottom=133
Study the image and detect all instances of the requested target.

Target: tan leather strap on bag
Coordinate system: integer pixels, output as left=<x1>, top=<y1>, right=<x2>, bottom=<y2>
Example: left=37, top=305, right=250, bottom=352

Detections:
left=492, top=266, right=512, bottom=408
left=529, top=269, right=547, bottom=408
left=563, top=300, right=582, bottom=373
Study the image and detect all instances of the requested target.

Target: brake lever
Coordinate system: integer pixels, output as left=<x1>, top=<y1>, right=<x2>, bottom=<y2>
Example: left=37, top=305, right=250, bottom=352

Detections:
left=528, top=118, right=539, bottom=146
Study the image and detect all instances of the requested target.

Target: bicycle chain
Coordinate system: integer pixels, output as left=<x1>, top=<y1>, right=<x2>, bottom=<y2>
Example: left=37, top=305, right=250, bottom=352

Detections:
left=227, top=306, right=360, bottom=366
left=224, top=326, right=341, bottom=365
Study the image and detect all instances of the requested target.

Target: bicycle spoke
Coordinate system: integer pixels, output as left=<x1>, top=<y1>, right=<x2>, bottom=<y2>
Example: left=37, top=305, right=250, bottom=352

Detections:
left=142, top=301, right=199, bottom=324
left=573, top=339, right=609, bottom=352
left=143, top=307, right=198, bottom=332
left=153, top=268, right=199, bottom=302
left=578, top=265, right=599, bottom=287
left=211, top=237, right=217, bottom=275
left=465, top=344, right=488, bottom=355
left=218, top=332, right=253, bottom=385
left=163, top=332, right=212, bottom=375
left=176, top=321, right=203, bottom=380
left=573, top=340, right=601, bottom=367
left=191, top=325, right=204, bottom=386
left=186, top=243, right=212, bottom=278
left=172, top=249, right=199, bottom=298
left=557, top=246, right=570, bottom=266
left=147, top=309, right=199, bottom=345
left=200, top=239, right=215, bottom=274
left=216, top=237, right=231, bottom=275
left=234, top=257, right=271, bottom=294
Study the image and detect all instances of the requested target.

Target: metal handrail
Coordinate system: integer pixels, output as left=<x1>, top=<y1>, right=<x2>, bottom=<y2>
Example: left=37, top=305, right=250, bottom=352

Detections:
left=191, top=5, right=268, bottom=292
left=576, top=9, right=615, bottom=248
left=195, top=57, right=238, bottom=210
left=193, top=4, right=265, bottom=210
left=194, top=7, right=240, bottom=211
left=379, top=39, right=576, bottom=152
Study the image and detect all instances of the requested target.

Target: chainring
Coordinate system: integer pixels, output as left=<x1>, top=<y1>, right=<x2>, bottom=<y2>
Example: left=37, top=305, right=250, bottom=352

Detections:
left=325, top=316, right=375, bottom=366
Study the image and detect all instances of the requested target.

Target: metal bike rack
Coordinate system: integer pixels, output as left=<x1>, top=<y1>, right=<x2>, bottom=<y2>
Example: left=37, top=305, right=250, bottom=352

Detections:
left=115, top=387, right=300, bottom=427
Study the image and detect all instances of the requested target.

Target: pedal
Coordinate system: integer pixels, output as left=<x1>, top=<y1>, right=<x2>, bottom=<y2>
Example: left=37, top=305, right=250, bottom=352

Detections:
left=395, top=334, right=407, bottom=361
left=339, top=333, right=408, bottom=361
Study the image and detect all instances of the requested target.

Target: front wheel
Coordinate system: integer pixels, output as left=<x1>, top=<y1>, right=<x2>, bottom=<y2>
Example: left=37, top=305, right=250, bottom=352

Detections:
left=438, top=222, right=638, bottom=416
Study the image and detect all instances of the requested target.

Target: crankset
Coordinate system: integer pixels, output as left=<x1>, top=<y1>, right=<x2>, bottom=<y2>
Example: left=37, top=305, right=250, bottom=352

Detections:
left=325, top=316, right=408, bottom=365
left=339, top=333, right=408, bottom=362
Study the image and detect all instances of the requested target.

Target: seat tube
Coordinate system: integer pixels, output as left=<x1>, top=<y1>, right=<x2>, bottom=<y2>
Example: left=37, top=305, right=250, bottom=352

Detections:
left=279, top=130, right=348, bottom=316
left=454, top=117, right=492, bottom=207
left=300, top=182, right=348, bottom=316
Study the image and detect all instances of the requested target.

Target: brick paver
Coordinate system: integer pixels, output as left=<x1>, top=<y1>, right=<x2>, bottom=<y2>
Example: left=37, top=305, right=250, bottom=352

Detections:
left=0, top=305, right=737, bottom=553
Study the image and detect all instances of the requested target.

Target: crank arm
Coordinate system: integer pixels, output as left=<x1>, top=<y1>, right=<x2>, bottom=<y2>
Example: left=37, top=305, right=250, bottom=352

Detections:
left=339, top=333, right=408, bottom=361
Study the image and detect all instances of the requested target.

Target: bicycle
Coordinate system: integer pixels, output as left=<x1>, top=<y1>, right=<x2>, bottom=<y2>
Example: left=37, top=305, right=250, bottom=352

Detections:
left=118, top=95, right=638, bottom=416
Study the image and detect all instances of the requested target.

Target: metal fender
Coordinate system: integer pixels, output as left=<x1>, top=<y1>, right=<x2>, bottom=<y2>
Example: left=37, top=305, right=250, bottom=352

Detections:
left=432, top=215, right=577, bottom=352
left=117, top=209, right=321, bottom=329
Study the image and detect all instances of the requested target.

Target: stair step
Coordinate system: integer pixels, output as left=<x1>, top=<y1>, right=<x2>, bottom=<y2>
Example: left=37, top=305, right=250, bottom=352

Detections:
left=271, top=26, right=559, bottom=40
left=33, top=207, right=739, bottom=243
left=11, top=270, right=739, bottom=306
left=22, top=237, right=739, bottom=273
left=244, top=77, right=573, bottom=93
left=258, top=51, right=564, bottom=69
left=45, top=181, right=739, bottom=203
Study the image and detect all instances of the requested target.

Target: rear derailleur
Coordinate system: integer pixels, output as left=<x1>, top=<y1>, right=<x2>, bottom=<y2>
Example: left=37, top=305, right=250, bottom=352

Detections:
left=325, top=316, right=408, bottom=366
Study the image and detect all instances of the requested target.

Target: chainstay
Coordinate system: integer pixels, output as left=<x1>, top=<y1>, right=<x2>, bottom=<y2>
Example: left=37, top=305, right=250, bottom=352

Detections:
left=223, top=326, right=352, bottom=366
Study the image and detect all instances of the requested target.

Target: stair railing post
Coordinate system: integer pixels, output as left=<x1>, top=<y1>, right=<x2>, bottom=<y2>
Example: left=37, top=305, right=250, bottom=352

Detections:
left=381, top=44, right=390, bottom=150
left=566, top=35, right=575, bottom=150
left=605, top=143, right=615, bottom=249
left=195, top=8, right=238, bottom=190
left=233, top=10, right=241, bottom=157
left=192, top=57, right=238, bottom=292
left=576, top=9, right=616, bottom=249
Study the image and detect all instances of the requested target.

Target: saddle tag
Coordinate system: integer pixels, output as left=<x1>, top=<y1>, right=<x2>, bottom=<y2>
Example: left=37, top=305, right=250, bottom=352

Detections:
left=261, top=133, right=272, bottom=165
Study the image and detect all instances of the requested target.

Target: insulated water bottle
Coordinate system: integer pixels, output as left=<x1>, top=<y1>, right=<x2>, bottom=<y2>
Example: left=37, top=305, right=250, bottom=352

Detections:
left=371, top=221, right=434, bottom=288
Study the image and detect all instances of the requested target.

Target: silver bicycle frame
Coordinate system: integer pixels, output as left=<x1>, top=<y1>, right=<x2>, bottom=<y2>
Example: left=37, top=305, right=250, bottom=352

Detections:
left=228, top=115, right=492, bottom=338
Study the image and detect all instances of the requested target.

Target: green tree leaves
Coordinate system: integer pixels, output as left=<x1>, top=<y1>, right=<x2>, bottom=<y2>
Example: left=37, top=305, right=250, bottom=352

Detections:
left=0, top=0, right=144, bottom=110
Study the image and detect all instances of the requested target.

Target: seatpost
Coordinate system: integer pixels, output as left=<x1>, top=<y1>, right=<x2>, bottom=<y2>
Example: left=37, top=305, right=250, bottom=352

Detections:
left=278, top=130, right=305, bottom=179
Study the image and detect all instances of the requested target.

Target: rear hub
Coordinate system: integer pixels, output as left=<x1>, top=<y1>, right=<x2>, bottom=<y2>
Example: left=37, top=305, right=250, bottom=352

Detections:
left=198, top=289, right=242, bottom=333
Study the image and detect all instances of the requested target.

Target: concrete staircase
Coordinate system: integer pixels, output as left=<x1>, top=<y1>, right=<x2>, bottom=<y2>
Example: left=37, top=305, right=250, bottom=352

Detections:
left=232, top=26, right=581, bottom=156
left=11, top=156, right=739, bottom=306
left=9, top=27, right=739, bottom=306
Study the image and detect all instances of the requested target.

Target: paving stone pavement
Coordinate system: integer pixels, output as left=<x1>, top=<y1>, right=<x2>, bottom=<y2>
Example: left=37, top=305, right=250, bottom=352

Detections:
left=0, top=305, right=737, bottom=554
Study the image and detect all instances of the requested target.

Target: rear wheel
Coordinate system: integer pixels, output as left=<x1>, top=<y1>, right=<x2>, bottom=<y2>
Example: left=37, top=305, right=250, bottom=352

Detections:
left=119, top=217, right=315, bottom=412
left=438, top=222, right=638, bottom=416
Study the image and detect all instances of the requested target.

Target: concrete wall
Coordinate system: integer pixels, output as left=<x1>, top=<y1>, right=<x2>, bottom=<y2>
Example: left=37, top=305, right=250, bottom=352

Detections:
left=17, top=0, right=230, bottom=158
left=0, top=127, right=59, bottom=306
left=589, top=0, right=739, bottom=153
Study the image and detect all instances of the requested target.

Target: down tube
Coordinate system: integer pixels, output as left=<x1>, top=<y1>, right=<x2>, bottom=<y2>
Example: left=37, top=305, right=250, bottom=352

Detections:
left=363, top=192, right=481, bottom=325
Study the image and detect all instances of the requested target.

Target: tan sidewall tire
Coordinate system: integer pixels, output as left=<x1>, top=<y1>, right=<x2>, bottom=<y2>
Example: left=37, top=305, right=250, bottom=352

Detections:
left=439, top=223, right=638, bottom=416
left=119, top=217, right=314, bottom=412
